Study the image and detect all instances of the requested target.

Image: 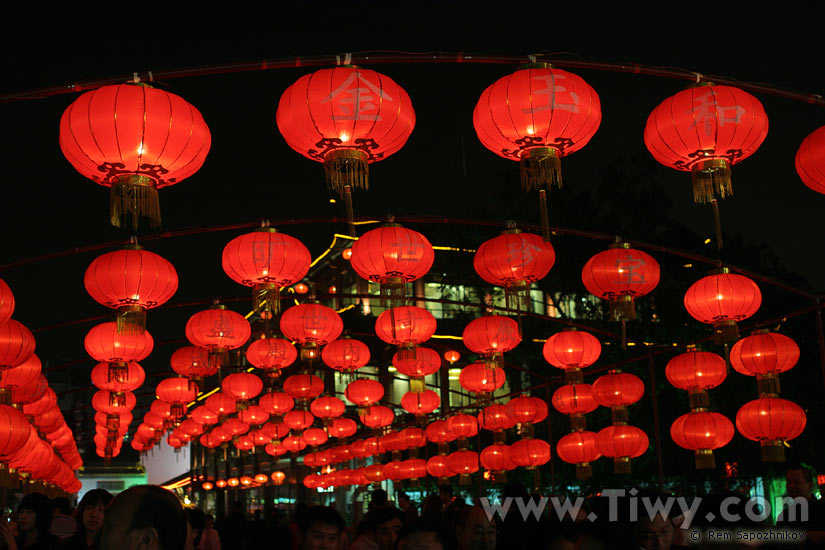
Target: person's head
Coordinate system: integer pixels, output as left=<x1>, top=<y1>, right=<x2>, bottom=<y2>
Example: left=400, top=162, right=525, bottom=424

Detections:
left=398, top=493, right=411, bottom=508
left=297, top=506, right=343, bottom=550
left=786, top=465, right=814, bottom=499
left=630, top=492, right=674, bottom=550
left=101, top=485, right=187, bottom=550
left=77, top=489, right=114, bottom=538
left=184, top=509, right=206, bottom=550
left=455, top=506, right=495, bottom=550
left=438, top=485, right=453, bottom=504
left=52, top=497, right=72, bottom=517
left=18, top=492, right=52, bottom=537
left=421, top=495, right=443, bottom=522
left=396, top=520, right=456, bottom=550
left=372, top=489, right=389, bottom=510
left=365, top=508, right=406, bottom=550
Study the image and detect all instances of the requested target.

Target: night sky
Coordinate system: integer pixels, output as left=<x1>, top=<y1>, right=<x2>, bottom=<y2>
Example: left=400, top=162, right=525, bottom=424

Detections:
left=1, top=23, right=824, bottom=466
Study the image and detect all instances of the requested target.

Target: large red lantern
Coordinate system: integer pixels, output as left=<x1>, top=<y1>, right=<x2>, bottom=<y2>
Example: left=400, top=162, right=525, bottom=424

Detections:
left=730, top=331, right=799, bottom=396
left=426, top=455, right=452, bottom=480
left=189, top=406, right=219, bottom=426
left=593, top=370, right=644, bottom=424
left=736, top=397, right=806, bottom=462
left=581, top=244, right=660, bottom=321
left=84, top=246, right=178, bottom=334
left=90, top=361, right=144, bottom=393
left=310, top=396, right=346, bottom=420
left=478, top=404, right=516, bottom=434
left=480, top=444, right=516, bottom=474
left=684, top=270, right=761, bottom=344
left=556, top=431, right=601, bottom=480
left=360, top=405, right=394, bottom=428
left=596, top=425, right=649, bottom=474
left=459, top=362, right=506, bottom=397
left=282, top=436, right=307, bottom=453
left=447, top=414, right=478, bottom=441
left=644, top=83, right=768, bottom=203
left=665, top=349, right=726, bottom=410
left=170, top=346, right=216, bottom=386
left=259, top=392, right=295, bottom=417
left=329, top=418, right=358, bottom=439
left=345, top=379, right=384, bottom=409
left=375, top=306, right=436, bottom=350
left=0, top=404, right=31, bottom=459
left=462, top=315, right=521, bottom=368
left=155, top=377, right=196, bottom=418
left=671, top=411, right=734, bottom=469
left=59, top=83, right=211, bottom=229
left=473, top=65, right=601, bottom=238
left=280, top=303, right=343, bottom=361
left=509, top=439, right=551, bottom=469
left=0, top=320, right=36, bottom=372
left=448, top=450, right=479, bottom=483
left=246, top=337, right=297, bottom=379
left=552, top=383, right=598, bottom=431
left=222, top=228, right=311, bottom=318
left=284, top=410, right=315, bottom=432
left=185, top=305, right=251, bottom=368
left=473, top=228, right=555, bottom=310
left=796, top=125, right=825, bottom=194
left=542, top=329, right=601, bottom=383
left=276, top=66, right=415, bottom=196
left=322, top=338, right=370, bottom=374
left=401, top=390, right=440, bottom=416
left=283, top=374, right=324, bottom=403
left=425, top=420, right=456, bottom=445
left=221, top=372, right=263, bottom=409
left=303, top=427, right=329, bottom=447
left=393, top=346, right=440, bottom=393
left=85, top=322, right=153, bottom=383
left=0, top=279, right=13, bottom=325
left=506, top=396, right=548, bottom=427
left=350, top=224, right=434, bottom=305
left=204, top=392, right=236, bottom=418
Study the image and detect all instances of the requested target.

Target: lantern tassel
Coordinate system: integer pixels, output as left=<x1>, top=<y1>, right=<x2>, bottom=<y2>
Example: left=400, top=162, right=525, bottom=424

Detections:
left=610, top=295, right=636, bottom=322
left=253, top=283, right=280, bottom=319
left=520, top=146, right=561, bottom=192
left=613, top=457, right=632, bottom=475
left=691, top=159, right=732, bottom=204
left=504, top=280, right=530, bottom=313
left=380, top=277, right=407, bottom=308
left=324, top=149, right=369, bottom=193
left=116, top=305, right=146, bottom=335
left=713, top=320, right=739, bottom=345
left=575, top=463, right=592, bottom=480
left=110, top=174, right=161, bottom=230
left=539, top=189, right=551, bottom=242
left=761, top=440, right=786, bottom=463
left=695, top=449, right=715, bottom=470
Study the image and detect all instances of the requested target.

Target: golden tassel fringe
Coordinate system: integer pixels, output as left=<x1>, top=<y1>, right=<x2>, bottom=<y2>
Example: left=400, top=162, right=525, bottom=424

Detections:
left=504, top=280, right=530, bottom=313
left=576, top=463, right=593, bottom=480
left=520, top=147, right=561, bottom=192
left=324, top=149, right=369, bottom=194
left=713, top=320, right=739, bottom=345
left=110, top=174, right=160, bottom=230
left=380, top=276, right=407, bottom=308
left=695, top=449, right=715, bottom=469
left=253, top=283, right=280, bottom=319
left=691, top=159, right=732, bottom=204
left=614, top=457, right=632, bottom=475
left=116, top=305, right=146, bottom=335
left=610, top=295, right=636, bottom=322
left=761, top=440, right=785, bottom=463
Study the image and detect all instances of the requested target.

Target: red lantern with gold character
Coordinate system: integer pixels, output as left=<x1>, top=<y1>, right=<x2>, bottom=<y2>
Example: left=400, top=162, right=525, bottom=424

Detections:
left=185, top=305, right=251, bottom=369
left=322, top=339, right=370, bottom=374
left=581, top=244, right=660, bottom=321
left=246, top=337, right=297, bottom=379
left=280, top=303, right=343, bottom=362
left=462, top=315, right=521, bottom=369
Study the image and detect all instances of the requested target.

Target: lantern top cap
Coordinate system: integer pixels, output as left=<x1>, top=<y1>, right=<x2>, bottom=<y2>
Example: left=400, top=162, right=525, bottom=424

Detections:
left=710, top=267, right=732, bottom=276
left=608, top=242, right=632, bottom=250
left=750, top=328, right=771, bottom=335
left=516, top=62, right=553, bottom=71
left=686, top=80, right=715, bottom=89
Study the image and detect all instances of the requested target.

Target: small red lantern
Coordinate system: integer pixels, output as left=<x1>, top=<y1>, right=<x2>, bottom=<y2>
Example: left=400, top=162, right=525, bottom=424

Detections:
left=221, top=373, right=263, bottom=410
left=201, top=482, right=214, bottom=491
left=246, top=337, right=297, bottom=378
left=473, top=65, right=601, bottom=238
left=401, top=390, right=440, bottom=416
left=215, top=479, right=228, bottom=488
left=671, top=411, right=735, bottom=469
left=592, top=371, right=644, bottom=408
left=222, top=228, right=311, bottom=318
left=401, top=427, right=426, bottom=449
left=310, top=396, right=346, bottom=420
left=459, top=362, right=506, bottom=396
left=509, top=439, right=551, bottom=469
left=170, top=346, right=216, bottom=385
left=350, top=224, right=434, bottom=305
left=478, top=404, right=516, bottom=433
left=730, top=331, right=799, bottom=383
left=227, top=477, right=240, bottom=487
left=736, top=397, right=806, bottom=462
left=205, top=392, right=236, bottom=418
left=271, top=471, right=286, bottom=485
left=684, top=270, right=761, bottom=344
left=283, top=374, right=324, bottom=403
left=329, top=418, right=358, bottom=439
left=92, top=390, right=136, bottom=414
left=185, top=305, right=251, bottom=369
left=0, top=279, right=14, bottom=325
left=85, top=322, right=153, bottom=382
left=375, top=306, right=436, bottom=347
left=303, top=427, right=329, bottom=447
left=345, top=379, right=384, bottom=408
left=85, top=246, right=178, bottom=335
left=282, top=436, right=308, bottom=453
left=444, top=350, right=460, bottom=364
left=666, top=349, right=726, bottom=410
left=284, top=410, right=315, bottom=431
left=596, top=425, right=649, bottom=474
left=542, top=329, right=601, bottom=383
left=359, top=405, right=394, bottom=428
left=0, top=353, right=42, bottom=395
left=190, top=406, right=219, bottom=426
left=59, top=83, right=211, bottom=230
left=393, top=346, right=441, bottom=393
left=425, top=420, right=456, bottom=445
left=581, top=244, right=660, bottom=321
left=156, top=377, right=196, bottom=418
left=796, top=125, right=825, bottom=194
left=556, top=431, right=601, bottom=480
left=644, top=83, right=768, bottom=203
left=474, top=229, right=555, bottom=309
left=447, top=414, right=478, bottom=440
left=506, top=396, right=548, bottom=427
left=233, top=435, right=254, bottom=452
left=448, top=450, right=479, bottom=483
left=481, top=444, right=516, bottom=473
left=426, top=455, right=452, bottom=479
left=322, top=338, right=370, bottom=373
left=265, top=442, right=288, bottom=457
left=280, top=303, right=343, bottom=361
left=462, top=315, right=521, bottom=368
left=259, top=392, right=295, bottom=416
left=552, top=383, right=598, bottom=431
left=363, top=464, right=386, bottom=483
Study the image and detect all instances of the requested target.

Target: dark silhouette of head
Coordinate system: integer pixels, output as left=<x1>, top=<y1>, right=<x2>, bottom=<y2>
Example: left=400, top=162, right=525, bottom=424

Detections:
left=101, top=485, right=187, bottom=550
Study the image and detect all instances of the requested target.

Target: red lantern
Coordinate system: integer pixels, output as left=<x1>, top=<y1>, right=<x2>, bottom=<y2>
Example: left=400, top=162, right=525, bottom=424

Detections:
left=59, top=83, right=211, bottom=229
left=666, top=350, right=727, bottom=390
left=444, top=350, right=460, bottom=364
left=10, top=374, right=47, bottom=406
left=581, top=244, right=660, bottom=321
left=282, top=435, right=307, bottom=453
left=329, top=418, right=357, bottom=439
left=448, top=450, right=479, bottom=479
left=401, top=427, right=426, bottom=449
left=796, top=125, right=825, bottom=194
left=276, top=66, right=415, bottom=195
left=363, top=464, right=387, bottom=483
left=375, top=306, right=436, bottom=346
left=736, top=397, right=806, bottom=462
left=0, top=320, right=35, bottom=372
left=462, top=315, right=521, bottom=368
left=473, top=66, right=601, bottom=237
left=84, top=246, right=178, bottom=334
left=185, top=305, right=251, bottom=368
left=92, top=390, right=136, bottom=414
left=321, top=339, right=370, bottom=373
left=360, top=405, right=394, bottom=428
left=178, top=418, right=203, bottom=437
left=596, top=425, right=649, bottom=474
left=393, top=346, right=440, bottom=393
left=0, top=405, right=31, bottom=459
left=85, top=322, right=153, bottom=382
left=684, top=270, right=761, bottom=344
left=478, top=404, right=516, bottom=433
left=459, top=362, right=506, bottom=395
left=474, top=229, right=555, bottom=310
left=190, top=406, right=219, bottom=426
left=644, top=83, right=768, bottom=203
left=271, top=471, right=286, bottom=485
left=401, top=458, right=427, bottom=481
left=552, top=384, right=598, bottom=416
left=265, top=442, right=288, bottom=457
left=23, top=389, right=57, bottom=418
left=0, top=279, right=14, bottom=325
left=246, top=337, right=297, bottom=377
left=205, top=392, right=236, bottom=418
left=222, top=228, right=311, bottom=318
left=350, top=224, right=434, bottom=305
left=221, top=373, right=263, bottom=409
left=345, top=379, right=384, bottom=408
left=303, top=427, right=329, bottom=447
left=542, top=329, right=601, bottom=383
left=556, top=431, right=601, bottom=480
left=592, top=371, right=644, bottom=408
left=426, top=455, right=452, bottom=479
left=506, top=396, right=548, bottom=426
left=280, top=303, right=343, bottom=361
left=425, top=420, right=456, bottom=445
left=730, top=331, right=800, bottom=377
left=401, top=390, right=440, bottom=416
left=481, top=444, right=516, bottom=472
left=310, top=396, right=346, bottom=420
left=284, top=410, right=315, bottom=431
left=671, top=411, right=735, bottom=469
left=447, top=414, right=478, bottom=440
left=509, top=439, right=551, bottom=469
left=0, top=353, right=41, bottom=395
left=283, top=374, right=324, bottom=402
left=222, top=417, right=251, bottom=437
left=89, top=362, right=144, bottom=395
left=170, top=346, right=216, bottom=385
left=259, top=392, right=295, bottom=416
left=155, top=377, right=196, bottom=418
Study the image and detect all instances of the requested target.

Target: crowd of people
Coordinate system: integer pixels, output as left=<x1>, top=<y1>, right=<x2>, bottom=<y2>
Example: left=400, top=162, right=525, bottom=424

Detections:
left=0, top=465, right=822, bottom=550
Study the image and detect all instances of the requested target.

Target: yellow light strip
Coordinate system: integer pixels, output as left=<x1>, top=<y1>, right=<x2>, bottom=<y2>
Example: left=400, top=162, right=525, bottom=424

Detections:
left=432, top=246, right=476, bottom=253
left=162, top=478, right=191, bottom=490
left=336, top=304, right=356, bottom=314
left=430, top=334, right=463, bottom=340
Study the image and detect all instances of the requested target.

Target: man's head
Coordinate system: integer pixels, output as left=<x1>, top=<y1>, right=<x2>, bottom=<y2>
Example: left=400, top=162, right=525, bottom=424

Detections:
left=629, top=492, right=674, bottom=550
left=786, top=465, right=814, bottom=499
left=101, top=485, right=187, bottom=550
left=363, top=508, right=406, bottom=550
left=371, top=489, right=389, bottom=510
left=456, top=506, right=496, bottom=550
left=438, top=485, right=453, bottom=505
left=397, top=520, right=456, bottom=550
left=398, top=492, right=411, bottom=508
left=297, top=506, right=343, bottom=550
left=52, top=497, right=72, bottom=516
